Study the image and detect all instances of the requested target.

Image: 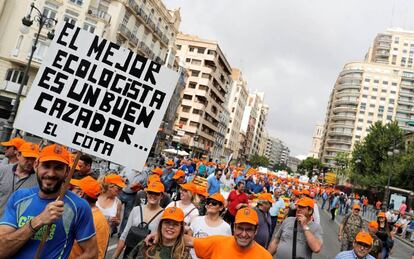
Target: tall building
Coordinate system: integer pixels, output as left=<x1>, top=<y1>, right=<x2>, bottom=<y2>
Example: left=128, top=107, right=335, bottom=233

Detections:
left=0, top=0, right=180, bottom=136
left=320, top=28, right=414, bottom=165
left=287, top=156, right=301, bottom=172
left=308, top=123, right=324, bottom=158
left=225, top=68, right=249, bottom=160
left=173, top=33, right=232, bottom=160
left=264, top=136, right=290, bottom=167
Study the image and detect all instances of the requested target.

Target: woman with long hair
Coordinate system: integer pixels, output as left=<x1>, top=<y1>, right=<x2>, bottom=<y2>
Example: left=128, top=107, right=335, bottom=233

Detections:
left=97, top=174, right=126, bottom=235
left=166, top=182, right=199, bottom=226
left=113, top=181, right=165, bottom=259
left=129, top=206, right=191, bottom=259
left=376, top=212, right=395, bottom=259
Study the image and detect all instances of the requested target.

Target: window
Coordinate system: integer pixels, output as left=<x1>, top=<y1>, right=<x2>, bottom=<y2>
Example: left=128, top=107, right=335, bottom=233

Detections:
left=392, top=82, right=397, bottom=86
left=364, top=86, right=369, bottom=90
left=381, top=89, right=387, bottom=93
left=373, top=80, right=379, bottom=84
left=390, top=90, right=396, bottom=94
left=368, top=112, right=374, bottom=116
left=389, top=99, right=395, bottom=104
left=380, top=97, right=386, bottom=101
left=357, top=127, right=362, bottom=131
left=364, top=78, right=370, bottom=82
left=191, top=70, right=200, bottom=77
left=197, top=47, right=205, bottom=54
left=29, top=39, right=49, bottom=62
left=362, top=94, right=368, bottom=98
left=69, top=0, right=83, bottom=6
left=63, top=10, right=79, bottom=25
left=358, top=119, right=363, bottom=122
left=191, top=59, right=201, bottom=65
left=182, top=106, right=191, bottom=112
left=188, top=82, right=197, bottom=88
left=183, top=95, right=192, bottom=100
left=177, top=44, right=181, bottom=50
left=189, top=47, right=195, bottom=52
left=83, top=18, right=96, bottom=33
left=370, top=104, right=375, bottom=107
left=382, top=81, right=388, bottom=85
left=42, top=2, right=58, bottom=21
left=5, top=69, right=24, bottom=84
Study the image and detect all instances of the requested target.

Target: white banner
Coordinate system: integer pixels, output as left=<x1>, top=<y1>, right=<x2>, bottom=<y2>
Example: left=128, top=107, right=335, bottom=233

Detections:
left=14, top=22, right=179, bottom=170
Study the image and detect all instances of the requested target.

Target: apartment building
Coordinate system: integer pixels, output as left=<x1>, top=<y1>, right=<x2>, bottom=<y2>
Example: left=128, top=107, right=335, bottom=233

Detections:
left=240, top=94, right=259, bottom=161
left=320, top=28, right=414, bottom=164
left=248, top=92, right=268, bottom=156
left=287, top=156, right=301, bottom=172
left=0, top=0, right=180, bottom=136
left=308, top=123, right=323, bottom=158
left=225, top=68, right=249, bottom=160
left=173, top=33, right=232, bottom=160
left=264, top=135, right=290, bottom=167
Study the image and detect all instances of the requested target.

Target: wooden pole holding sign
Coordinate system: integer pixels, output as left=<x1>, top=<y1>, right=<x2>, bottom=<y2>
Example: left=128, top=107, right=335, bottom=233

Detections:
left=34, top=150, right=81, bottom=259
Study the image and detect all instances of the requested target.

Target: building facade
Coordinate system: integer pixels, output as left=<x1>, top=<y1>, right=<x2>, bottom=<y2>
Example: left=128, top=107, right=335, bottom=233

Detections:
left=287, top=156, right=301, bottom=173
left=225, top=68, right=249, bottom=160
left=173, top=33, right=232, bottom=160
left=308, top=123, right=323, bottom=158
left=320, top=28, right=414, bottom=164
left=264, top=135, right=290, bottom=167
left=0, top=0, right=180, bottom=140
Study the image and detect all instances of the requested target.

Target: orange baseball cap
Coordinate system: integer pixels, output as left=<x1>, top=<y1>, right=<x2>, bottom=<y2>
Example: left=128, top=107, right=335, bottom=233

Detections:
left=292, top=189, right=302, bottom=196
left=145, top=181, right=165, bottom=193
left=148, top=174, right=161, bottom=184
left=235, top=207, right=259, bottom=225
left=368, top=221, right=378, bottom=229
left=173, top=170, right=185, bottom=180
left=353, top=204, right=361, bottom=210
left=195, top=185, right=209, bottom=197
left=104, top=174, right=127, bottom=188
left=301, top=189, right=310, bottom=196
left=162, top=207, right=184, bottom=222
left=378, top=212, right=386, bottom=218
left=166, top=160, right=174, bottom=166
left=209, top=193, right=225, bottom=204
left=151, top=167, right=164, bottom=176
left=296, top=197, right=315, bottom=209
left=258, top=193, right=274, bottom=204
left=38, top=144, right=70, bottom=165
left=1, top=137, right=25, bottom=149
left=355, top=231, right=373, bottom=246
left=18, top=142, right=40, bottom=158
left=180, top=182, right=197, bottom=193
left=70, top=176, right=101, bottom=199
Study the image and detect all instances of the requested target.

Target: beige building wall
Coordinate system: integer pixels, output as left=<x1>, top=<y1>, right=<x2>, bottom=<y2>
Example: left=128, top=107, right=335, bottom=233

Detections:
left=308, top=123, right=323, bottom=158
left=0, top=0, right=180, bottom=126
left=225, top=68, right=248, bottom=159
left=321, top=28, right=414, bottom=164
left=248, top=91, right=268, bottom=157
left=173, top=33, right=232, bottom=159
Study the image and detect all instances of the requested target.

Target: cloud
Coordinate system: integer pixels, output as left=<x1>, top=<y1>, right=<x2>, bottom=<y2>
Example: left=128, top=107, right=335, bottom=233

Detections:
left=164, top=0, right=414, bottom=156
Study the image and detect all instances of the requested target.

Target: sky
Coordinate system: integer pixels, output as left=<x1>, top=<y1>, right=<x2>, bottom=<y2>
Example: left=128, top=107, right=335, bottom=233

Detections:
left=164, top=0, right=414, bottom=156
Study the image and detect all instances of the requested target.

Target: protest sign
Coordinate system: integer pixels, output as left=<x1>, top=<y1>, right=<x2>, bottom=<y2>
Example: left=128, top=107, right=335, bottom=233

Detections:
left=14, top=22, right=179, bottom=170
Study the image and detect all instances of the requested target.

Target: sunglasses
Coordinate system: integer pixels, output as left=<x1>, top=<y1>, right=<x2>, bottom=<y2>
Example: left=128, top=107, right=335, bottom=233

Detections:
left=234, top=224, right=256, bottom=235
left=206, top=199, right=222, bottom=206
left=356, top=241, right=371, bottom=249
left=354, top=209, right=360, bottom=211
left=147, top=191, right=161, bottom=196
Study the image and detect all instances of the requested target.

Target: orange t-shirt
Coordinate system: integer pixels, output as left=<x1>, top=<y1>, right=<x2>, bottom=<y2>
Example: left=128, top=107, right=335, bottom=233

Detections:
left=193, top=235, right=272, bottom=259
left=69, top=207, right=110, bottom=259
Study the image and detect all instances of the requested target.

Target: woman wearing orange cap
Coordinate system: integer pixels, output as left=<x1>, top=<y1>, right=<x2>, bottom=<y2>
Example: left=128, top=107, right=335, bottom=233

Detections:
left=129, top=207, right=191, bottom=258
left=97, top=174, right=126, bottom=235
left=376, top=212, right=394, bottom=259
left=113, top=181, right=165, bottom=259
left=166, top=182, right=199, bottom=226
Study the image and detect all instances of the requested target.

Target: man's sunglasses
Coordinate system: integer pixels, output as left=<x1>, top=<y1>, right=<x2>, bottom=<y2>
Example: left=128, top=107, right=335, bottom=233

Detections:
left=147, top=191, right=161, bottom=196
left=356, top=241, right=371, bottom=249
left=206, top=199, right=222, bottom=207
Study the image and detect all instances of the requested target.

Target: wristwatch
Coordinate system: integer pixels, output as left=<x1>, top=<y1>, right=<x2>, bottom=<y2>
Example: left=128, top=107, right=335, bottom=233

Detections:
left=303, top=225, right=310, bottom=231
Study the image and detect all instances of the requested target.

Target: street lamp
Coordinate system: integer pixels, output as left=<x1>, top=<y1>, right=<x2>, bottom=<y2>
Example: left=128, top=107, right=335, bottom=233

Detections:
left=1, top=2, right=57, bottom=141
left=384, top=148, right=399, bottom=208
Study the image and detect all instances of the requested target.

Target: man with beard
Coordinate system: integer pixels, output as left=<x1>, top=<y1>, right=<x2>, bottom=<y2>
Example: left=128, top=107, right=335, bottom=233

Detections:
left=73, top=154, right=98, bottom=179
left=0, top=144, right=97, bottom=258
left=0, top=142, right=39, bottom=217
left=268, top=197, right=323, bottom=259
left=184, top=207, right=272, bottom=258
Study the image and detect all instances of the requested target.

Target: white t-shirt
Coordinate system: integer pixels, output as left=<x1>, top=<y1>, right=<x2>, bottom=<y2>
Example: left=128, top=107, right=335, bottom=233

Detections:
left=190, top=216, right=232, bottom=258
left=120, top=205, right=163, bottom=241
left=166, top=201, right=199, bottom=226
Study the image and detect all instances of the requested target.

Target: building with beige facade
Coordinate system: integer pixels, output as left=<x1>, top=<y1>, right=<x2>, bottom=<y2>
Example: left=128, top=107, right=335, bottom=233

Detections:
left=320, top=28, right=414, bottom=165
left=224, top=68, right=249, bottom=160
left=308, top=123, right=323, bottom=158
left=0, top=0, right=181, bottom=140
left=172, top=33, right=232, bottom=160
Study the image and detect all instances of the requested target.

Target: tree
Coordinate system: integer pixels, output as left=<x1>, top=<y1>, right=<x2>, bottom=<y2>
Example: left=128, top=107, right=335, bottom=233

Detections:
left=272, top=163, right=293, bottom=174
left=394, top=136, right=414, bottom=190
left=297, top=157, right=323, bottom=175
left=350, top=121, right=405, bottom=187
left=249, top=154, right=269, bottom=167
left=333, top=152, right=350, bottom=176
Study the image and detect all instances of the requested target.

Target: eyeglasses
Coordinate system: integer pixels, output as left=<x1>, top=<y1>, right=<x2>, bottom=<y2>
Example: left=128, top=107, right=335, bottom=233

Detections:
left=206, top=199, right=222, bottom=207
left=234, top=224, right=256, bottom=235
left=147, top=191, right=161, bottom=196
left=163, top=220, right=181, bottom=228
left=355, top=241, right=371, bottom=249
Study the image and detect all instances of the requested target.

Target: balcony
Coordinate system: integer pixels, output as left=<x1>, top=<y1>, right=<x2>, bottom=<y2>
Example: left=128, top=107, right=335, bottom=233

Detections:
left=147, top=19, right=156, bottom=32
left=332, top=106, right=356, bottom=113
left=334, top=98, right=359, bottom=105
left=326, top=138, right=352, bottom=145
left=336, top=83, right=361, bottom=91
left=331, top=114, right=356, bottom=121
left=328, top=130, right=353, bottom=137
left=87, top=7, right=111, bottom=22
left=155, top=56, right=164, bottom=65
left=398, top=98, right=414, bottom=106
left=336, top=91, right=360, bottom=98
left=117, top=23, right=129, bottom=39
left=1, top=80, right=28, bottom=96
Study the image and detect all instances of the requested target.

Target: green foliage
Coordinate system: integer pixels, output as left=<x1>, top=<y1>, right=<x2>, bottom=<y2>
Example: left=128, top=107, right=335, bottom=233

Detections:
left=350, top=121, right=405, bottom=187
left=333, top=152, right=350, bottom=176
left=394, top=137, right=414, bottom=190
left=249, top=154, right=269, bottom=167
left=297, top=157, right=323, bottom=175
left=272, top=163, right=293, bottom=174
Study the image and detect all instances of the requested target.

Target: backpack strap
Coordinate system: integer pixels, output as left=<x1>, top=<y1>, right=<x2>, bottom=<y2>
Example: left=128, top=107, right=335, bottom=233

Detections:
left=292, top=219, right=298, bottom=259
left=185, top=207, right=197, bottom=218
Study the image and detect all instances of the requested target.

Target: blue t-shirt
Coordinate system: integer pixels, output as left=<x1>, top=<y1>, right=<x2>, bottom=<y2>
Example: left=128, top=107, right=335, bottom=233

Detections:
left=0, top=187, right=96, bottom=259
left=207, top=176, right=221, bottom=195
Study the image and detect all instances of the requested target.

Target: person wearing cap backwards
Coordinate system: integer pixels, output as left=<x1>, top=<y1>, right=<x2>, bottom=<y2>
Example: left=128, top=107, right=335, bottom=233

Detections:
left=189, top=193, right=231, bottom=258
left=335, top=231, right=375, bottom=259
left=97, top=174, right=126, bottom=236
left=268, top=197, right=323, bottom=259
left=184, top=207, right=272, bottom=258
left=0, top=144, right=97, bottom=258
left=367, top=221, right=382, bottom=259
left=0, top=137, right=26, bottom=165
left=254, top=193, right=274, bottom=248
left=130, top=207, right=192, bottom=259
left=113, top=181, right=165, bottom=259
left=0, top=142, right=40, bottom=217
left=69, top=176, right=110, bottom=259
left=338, top=204, right=365, bottom=251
